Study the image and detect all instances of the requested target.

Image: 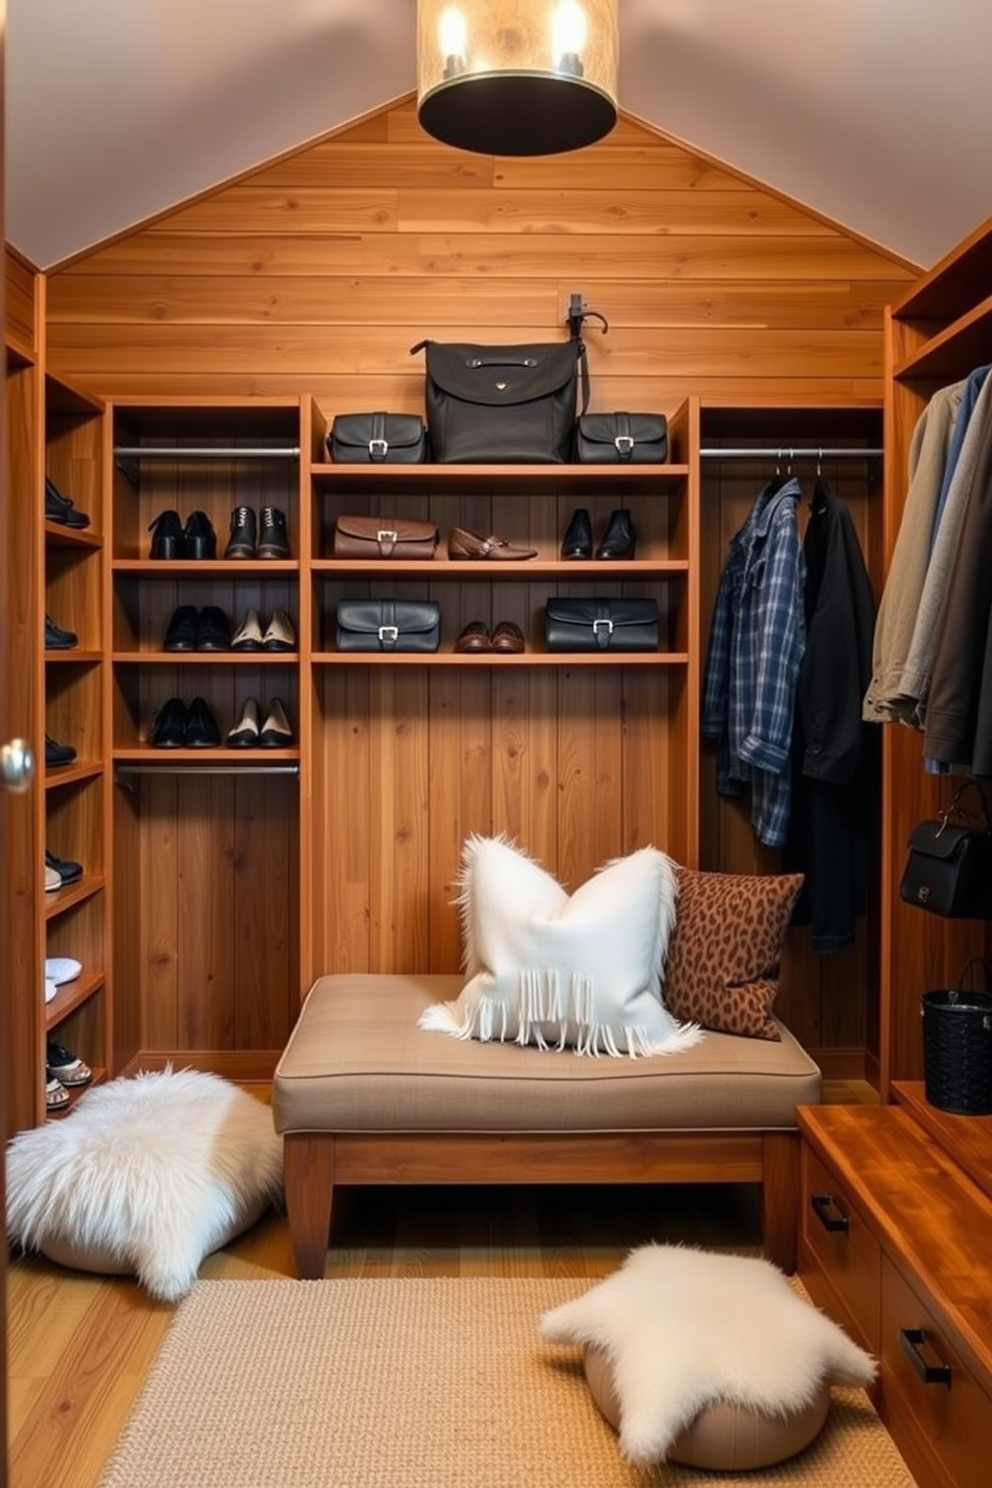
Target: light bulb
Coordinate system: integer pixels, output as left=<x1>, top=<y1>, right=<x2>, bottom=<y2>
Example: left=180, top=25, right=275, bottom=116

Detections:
left=553, top=0, right=587, bottom=70
left=438, top=6, right=468, bottom=65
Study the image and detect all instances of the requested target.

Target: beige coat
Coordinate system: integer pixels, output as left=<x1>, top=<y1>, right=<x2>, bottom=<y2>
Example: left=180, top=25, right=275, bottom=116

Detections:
left=862, top=379, right=964, bottom=723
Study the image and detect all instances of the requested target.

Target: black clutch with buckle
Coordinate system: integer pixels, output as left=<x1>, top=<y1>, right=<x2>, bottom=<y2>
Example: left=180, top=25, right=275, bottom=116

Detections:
left=575, top=412, right=667, bottom=463
left=336, top=599, right=441, bottom=653
left=544, top=597, right=659, bottom=652
left=328, top=412, right=428, bottom=464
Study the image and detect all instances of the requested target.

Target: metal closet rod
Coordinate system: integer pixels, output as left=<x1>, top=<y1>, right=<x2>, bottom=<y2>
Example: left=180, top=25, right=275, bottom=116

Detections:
left=113, top=445, right=301, bottom=458
left=699, top=446, right=883, bottom=459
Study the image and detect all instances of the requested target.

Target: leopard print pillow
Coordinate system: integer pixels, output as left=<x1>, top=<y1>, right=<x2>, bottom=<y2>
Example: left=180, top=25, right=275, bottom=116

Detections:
left=661, top=867, right=804, bottom=1039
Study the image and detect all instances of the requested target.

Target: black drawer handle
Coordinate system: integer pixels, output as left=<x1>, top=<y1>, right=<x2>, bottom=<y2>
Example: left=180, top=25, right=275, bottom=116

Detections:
left=811, top=1192, right=849, bottom=1233
left=900, top=1328, right=952, bottom=1386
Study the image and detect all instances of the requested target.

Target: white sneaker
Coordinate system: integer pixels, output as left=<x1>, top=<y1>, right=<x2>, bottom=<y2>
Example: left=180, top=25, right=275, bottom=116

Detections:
left=45, top=956, right=82, bottom=985
left=45, top=978, right=58, bottom=1004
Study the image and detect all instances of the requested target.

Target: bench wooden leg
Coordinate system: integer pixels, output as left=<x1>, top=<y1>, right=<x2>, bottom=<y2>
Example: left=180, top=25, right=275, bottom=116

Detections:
left=283, top=1133, right=336, bottom=1279
left=760, top=1131, right=800, bottom=1273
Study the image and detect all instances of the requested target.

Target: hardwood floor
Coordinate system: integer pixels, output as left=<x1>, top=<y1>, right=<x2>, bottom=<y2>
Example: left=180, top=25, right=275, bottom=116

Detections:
left=6, top=1081, right=874, bottom=1488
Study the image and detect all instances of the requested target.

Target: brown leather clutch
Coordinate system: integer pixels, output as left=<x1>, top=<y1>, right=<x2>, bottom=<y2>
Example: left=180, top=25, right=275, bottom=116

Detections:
left=332, top=515, right=439, bottom=559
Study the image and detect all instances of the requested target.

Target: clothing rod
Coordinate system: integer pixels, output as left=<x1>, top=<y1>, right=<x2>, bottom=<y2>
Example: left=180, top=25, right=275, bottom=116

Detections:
left=699, top=447, right=883, bottom=459
left=113, top=446, right=301, bottom=459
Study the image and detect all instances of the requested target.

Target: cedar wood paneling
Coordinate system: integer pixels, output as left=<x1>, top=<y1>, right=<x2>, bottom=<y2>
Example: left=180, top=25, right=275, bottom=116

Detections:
left=43, top=100, right=915, bottom=1062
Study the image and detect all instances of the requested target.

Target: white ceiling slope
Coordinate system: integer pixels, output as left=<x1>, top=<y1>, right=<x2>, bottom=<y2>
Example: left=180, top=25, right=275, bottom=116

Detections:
left=7, top=0, right=992, bottom=272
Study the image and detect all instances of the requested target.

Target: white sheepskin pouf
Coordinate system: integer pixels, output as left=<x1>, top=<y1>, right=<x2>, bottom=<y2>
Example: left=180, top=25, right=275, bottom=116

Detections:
left=5, top=1067, right=283, bottom=1301
left=541, top=1244, right=877, bottom=1467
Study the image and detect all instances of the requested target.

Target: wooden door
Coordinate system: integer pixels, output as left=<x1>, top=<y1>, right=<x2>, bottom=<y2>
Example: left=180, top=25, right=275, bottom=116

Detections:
left=1, top=3, right=27, bottom=1475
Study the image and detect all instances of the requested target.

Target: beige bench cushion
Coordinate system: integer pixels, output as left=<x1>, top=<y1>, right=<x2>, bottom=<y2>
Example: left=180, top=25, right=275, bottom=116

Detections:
left=273, top=974, right=821, bottom=1135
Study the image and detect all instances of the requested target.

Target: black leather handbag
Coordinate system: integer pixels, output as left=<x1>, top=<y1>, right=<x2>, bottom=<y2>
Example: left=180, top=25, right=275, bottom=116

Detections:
left=576, top=412, right=668, bottom=463
left=410, top=338, right=587, bottom=464
left=545, top=597, right=659, bottom=652
left=328, top=412, right=428, bottom=464
left=900, top=781, right=992, bottom=919
left=336, top=599, right=440, bottom=653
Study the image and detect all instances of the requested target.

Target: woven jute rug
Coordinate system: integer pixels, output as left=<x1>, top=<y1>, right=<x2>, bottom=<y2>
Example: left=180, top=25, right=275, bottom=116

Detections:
left=98, top=1277, right=917, bottom=1488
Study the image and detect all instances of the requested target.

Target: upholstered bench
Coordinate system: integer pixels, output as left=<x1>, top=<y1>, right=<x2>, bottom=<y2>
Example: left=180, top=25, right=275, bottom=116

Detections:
left=272, top=972, right=822, bottom=1279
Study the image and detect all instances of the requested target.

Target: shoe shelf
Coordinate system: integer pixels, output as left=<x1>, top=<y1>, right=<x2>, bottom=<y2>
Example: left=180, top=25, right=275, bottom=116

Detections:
left=45, top=760, right=105, bottom=788
left=112, top=652, right=299, bottom=664
left=111, top=402, right=302, bottom=564
left=44, top=650, right=103, bottom=667
left=311, top=557, right=688, bottom=577
left=39, top=377, right=110, bottom=1125
left=43, top=874, right=106, bottom=920
left=45, top=970, right=106, bottom=1029
left=109, top=403, right=304, bottom=777
left=112, top=747, right=299, bottom=765
left=112, top=559, right=299, bottom=574
left=44, top=523, right=103, bottom=552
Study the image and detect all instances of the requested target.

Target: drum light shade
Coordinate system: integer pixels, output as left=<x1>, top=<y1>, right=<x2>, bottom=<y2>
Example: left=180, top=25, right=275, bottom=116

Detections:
left=417, top=0, right=619, bottom=156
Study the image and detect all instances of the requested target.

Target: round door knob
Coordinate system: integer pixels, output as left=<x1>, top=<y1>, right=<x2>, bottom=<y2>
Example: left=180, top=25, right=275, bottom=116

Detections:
left=0, top=738, right=36, bottom=793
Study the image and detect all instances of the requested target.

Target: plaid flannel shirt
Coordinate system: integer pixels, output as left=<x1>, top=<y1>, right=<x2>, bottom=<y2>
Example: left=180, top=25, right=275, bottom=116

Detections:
left=701, top=477, right=806, bottom=847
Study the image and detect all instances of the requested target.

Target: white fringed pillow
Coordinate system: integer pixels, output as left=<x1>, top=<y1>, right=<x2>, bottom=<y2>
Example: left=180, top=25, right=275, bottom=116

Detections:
left=5, top=1067, right=283, bottom=1302
left=540, top=1244, right=877, bottom=1466
left=417, top=835, right=700, bottom=1057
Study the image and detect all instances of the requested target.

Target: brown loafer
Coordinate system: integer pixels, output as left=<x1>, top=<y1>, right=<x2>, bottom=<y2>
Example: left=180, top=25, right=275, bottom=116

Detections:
left=491, top=621, right=526, bottom=654
left=448, top=526, right=537, bottom=561
left=455, top=620, right=491, bottom=653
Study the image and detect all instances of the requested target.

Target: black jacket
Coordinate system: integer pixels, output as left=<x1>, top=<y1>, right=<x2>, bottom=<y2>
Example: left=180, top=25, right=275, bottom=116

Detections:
left=785, top=478, right=879, bottom=952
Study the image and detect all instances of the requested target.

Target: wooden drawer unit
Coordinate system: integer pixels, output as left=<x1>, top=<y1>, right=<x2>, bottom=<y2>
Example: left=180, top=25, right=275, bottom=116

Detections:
left=797, top=1103, right=992, bottom=1488
left=880, top=1257, right=992, bottom=1488
left=800, top=1143, right=879, bottom=1353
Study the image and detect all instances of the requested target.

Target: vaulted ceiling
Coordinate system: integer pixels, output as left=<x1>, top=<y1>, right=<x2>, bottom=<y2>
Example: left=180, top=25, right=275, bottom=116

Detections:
left=8, top=0, right=992, bottom=273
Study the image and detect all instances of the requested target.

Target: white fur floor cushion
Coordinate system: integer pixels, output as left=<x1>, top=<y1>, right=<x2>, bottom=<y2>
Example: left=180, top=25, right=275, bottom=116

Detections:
left=540, top=1243, right=877, bottom=1466
left=5, top=1067, right=283, bottom=1302
left=418, top=835, right=701, bottom=1057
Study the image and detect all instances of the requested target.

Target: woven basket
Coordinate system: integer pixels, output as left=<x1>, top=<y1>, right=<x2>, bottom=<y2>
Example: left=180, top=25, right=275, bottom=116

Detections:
left=921, top=958, right=992, bottom=1115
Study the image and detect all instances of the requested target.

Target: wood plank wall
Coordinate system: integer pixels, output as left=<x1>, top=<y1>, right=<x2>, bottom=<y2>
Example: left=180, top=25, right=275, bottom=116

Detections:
left=45, top=100, right=914, bottom=408
left=41, top=98, right=916, bottom=1066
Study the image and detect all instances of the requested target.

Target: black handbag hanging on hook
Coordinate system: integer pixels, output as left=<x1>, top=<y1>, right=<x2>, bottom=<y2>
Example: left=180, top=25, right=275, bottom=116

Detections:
left=899, top=780, right=992, bottom=919
left=410, top=294, right=608, bottom=464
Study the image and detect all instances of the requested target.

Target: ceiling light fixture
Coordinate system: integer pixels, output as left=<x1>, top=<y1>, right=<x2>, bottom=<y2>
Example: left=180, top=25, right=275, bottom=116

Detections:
left=417, top=0, right=619, bottom=156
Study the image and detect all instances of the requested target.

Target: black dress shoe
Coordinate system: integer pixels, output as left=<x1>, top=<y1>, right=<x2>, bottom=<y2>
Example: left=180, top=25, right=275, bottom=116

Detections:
left=224, top=505, right=256, bottom=559
left=45, top=614, right=79, bottom=649
left=258, top=506, right=291, bottom=559
left=151, top=696, right=187, bottom=747
left=561, top=507, right=593, bottom=559
left=184, top=510, right=217, bottom=560
left=45, top=733, right=78, bottom=766
left=45, top=848, right=83, bottom=885
left=148, top=509, right=186, bottom=559
left=162, top=604, right=198, bottom=652
left=184, top=696, right=221, bottom=748
left=45, top=476, right=91, bottom=529
left=595, top=507, right=637, bottom=560
left=195, top=605, right=231, bottom=651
